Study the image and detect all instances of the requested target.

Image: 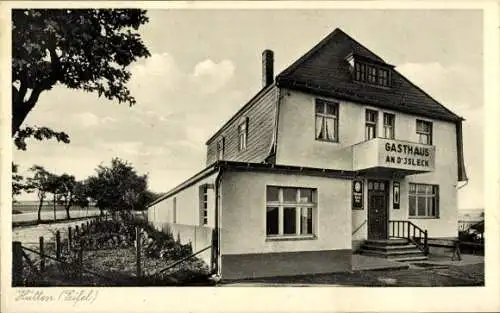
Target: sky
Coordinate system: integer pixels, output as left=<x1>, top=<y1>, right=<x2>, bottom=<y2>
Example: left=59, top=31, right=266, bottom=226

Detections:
left=13, top=9, right=484, bottom=209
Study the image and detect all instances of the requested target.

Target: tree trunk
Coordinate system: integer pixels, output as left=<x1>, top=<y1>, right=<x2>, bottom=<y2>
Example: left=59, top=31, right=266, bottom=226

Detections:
left=65, top=204, right=71, bottom=220
left=53, top=195, right=57, bottom=221
left=37, top=196, right=44, bottom=223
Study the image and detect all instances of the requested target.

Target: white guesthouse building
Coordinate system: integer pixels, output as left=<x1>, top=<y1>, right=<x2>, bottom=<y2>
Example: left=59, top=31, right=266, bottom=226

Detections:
left=147, top=28, right=468, bottom=280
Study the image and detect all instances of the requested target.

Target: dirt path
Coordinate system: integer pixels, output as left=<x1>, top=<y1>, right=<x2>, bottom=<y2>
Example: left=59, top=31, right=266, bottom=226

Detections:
left=12, top=217, right=98, bottom=245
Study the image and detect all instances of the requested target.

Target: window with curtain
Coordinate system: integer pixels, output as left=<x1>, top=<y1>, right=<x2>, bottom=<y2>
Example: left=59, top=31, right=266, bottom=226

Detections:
left=266, top=186, right=316, bottom=238
left=409, top=183, right=439, bottom=218
left=315, top=99, right=339, bottom=142
left=416, top=120, right=433, bottom=145
left=365, top=109, right=378, bottom=140
left=383, top=113, right=395, bottom=139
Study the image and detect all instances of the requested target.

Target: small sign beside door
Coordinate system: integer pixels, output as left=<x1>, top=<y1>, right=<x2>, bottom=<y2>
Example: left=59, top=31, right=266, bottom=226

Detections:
left=393, top=181, right=400, bottom=209
left=352, top=180, right=363, bottom=210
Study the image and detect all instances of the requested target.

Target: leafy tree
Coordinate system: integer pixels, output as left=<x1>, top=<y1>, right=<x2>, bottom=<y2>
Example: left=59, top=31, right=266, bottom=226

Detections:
left=56, top=174, right=82, bottom=220
left=86, top=158, right=150, bottom=218
left=25, top=165, right=52, bottom=222
left=44, top=172, right=62, bottom=221
left=12, top=163, right=25, bottom=202
left=12, top=9, right=151, bottom=144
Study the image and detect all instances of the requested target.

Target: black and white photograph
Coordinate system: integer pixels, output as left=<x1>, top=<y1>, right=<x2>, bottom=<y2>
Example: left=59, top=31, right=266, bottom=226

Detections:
left=1, top=1, right=499, bottom=312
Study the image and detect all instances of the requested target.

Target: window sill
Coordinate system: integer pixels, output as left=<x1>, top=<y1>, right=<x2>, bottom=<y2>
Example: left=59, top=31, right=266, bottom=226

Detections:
left=315, top=139, right=339, bottom=144
left=265, top=235, right=317, bottom=242
left=409, top=216, right=439, bottom=220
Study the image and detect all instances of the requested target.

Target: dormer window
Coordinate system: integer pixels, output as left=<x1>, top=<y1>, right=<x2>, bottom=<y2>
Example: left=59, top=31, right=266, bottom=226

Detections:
left=354, top=61, right=391, bottom=87
left=348, top=53, right=392, bottom=88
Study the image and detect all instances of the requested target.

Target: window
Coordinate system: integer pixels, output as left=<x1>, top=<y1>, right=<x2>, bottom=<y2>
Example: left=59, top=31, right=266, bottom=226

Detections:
left=238, top=119, right=248, bottom=151
left=416, top=120, right=433, bottom=145
left=368, top=66, right=377, bottom=84
left=409, top=183, right=439, bottom=218
left=172, top=197, right=177, bottom=223
left=378, top=68, right=389, bottom=86
left=200, top=185, right=208, bottom=225
left=383, top=113, right=395, bottom=139
left=365, top=109, right=378, bottom=140
left=216, top=137, right=224, bottom=160
left=266, top=186, right=316, bottom=238
left=353, top=61, right=391, bottom=87
left=315, top=99, right=339, bottom=142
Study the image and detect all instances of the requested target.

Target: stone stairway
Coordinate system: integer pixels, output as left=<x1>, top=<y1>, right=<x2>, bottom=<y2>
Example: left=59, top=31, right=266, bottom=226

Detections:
left=359, top=238, right=428, bottom=262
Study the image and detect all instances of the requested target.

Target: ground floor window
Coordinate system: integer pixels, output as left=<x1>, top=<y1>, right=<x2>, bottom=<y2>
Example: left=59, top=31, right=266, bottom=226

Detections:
left=266, top=186, right=316, bottom=237
left=409, top=183, right=439, bottom=218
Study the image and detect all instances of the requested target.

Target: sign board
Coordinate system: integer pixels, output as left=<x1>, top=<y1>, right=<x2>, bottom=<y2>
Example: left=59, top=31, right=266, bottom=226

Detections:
left=380, top=140, right=435, bottom=171
left=393, top=181, right=400, bottom=209
left=352, top=180, right=364, bottom=210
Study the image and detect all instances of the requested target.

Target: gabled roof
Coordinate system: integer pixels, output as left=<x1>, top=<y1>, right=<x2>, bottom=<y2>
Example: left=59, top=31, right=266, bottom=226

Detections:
left=276, top=28, right=463, bottom=122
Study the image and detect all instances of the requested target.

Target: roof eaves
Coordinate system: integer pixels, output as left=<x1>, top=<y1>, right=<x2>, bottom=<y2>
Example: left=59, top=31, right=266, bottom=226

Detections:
left=146, top=163, right=219, bottom=208
left=393, top=69, right=464, bottom=121
left=277, top=78, right=462, bottom=123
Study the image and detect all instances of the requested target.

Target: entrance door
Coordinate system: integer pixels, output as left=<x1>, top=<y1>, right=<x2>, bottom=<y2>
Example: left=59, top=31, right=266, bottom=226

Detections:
left=367, top=180, right=389, bottom=240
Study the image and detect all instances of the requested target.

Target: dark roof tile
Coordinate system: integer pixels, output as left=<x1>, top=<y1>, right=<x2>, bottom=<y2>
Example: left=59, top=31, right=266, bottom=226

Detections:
left=276, top=28, right=463, bottom=122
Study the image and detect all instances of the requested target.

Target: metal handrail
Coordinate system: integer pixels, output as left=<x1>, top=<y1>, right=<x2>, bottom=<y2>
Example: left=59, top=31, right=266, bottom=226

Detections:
left=352, top=219, right=367, bottom=236
left=389, top=220, right=428, bottom=255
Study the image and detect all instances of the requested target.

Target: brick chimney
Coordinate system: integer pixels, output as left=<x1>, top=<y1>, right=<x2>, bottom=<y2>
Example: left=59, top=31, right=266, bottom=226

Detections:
left=262, top=49, right=274, bottom=88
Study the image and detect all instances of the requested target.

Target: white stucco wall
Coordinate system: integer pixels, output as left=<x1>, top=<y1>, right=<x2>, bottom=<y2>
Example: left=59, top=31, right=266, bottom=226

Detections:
left=277, top=89, right=459, bottom=239
left=219, top=170, right=352, bottom=255
left=147, top=172, right=217, bottom=228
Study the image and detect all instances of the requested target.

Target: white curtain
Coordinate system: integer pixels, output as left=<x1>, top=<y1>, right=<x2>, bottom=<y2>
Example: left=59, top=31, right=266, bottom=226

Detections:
left=315, top=116, right=324, bottom=139
left=325, top=118, right=336, bottom=141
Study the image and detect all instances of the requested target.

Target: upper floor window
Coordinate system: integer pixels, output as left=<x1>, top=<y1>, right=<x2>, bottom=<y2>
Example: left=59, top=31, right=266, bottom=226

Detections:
left=383, top=113, right=395, bottom=139
left=315, top=99, right=338, bottom=142
left=216, top=137, right=225, bottom=160
left=354, top=61, right=390, bottom=87
left=266, top=186, right=316, bottom=237
left=416, top=120, right=433, bottom=145
left=238, top=118, right=248, bottom=151
left=365, top=109, right=378, bottom=140
left=409, top=183, right=439, bottom=218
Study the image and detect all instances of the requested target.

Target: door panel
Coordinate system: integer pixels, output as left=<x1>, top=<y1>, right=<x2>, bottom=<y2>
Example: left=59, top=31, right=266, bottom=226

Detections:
left=367, top=180, right=388, bottom=240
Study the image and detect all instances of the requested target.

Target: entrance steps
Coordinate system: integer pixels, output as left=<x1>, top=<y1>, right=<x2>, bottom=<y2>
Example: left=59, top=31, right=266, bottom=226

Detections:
left=359, top=239, right=428, bottom=262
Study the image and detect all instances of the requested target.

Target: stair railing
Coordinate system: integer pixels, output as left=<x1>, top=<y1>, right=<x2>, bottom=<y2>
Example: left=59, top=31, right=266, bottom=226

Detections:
left=389, top=220, right=429, bottom=255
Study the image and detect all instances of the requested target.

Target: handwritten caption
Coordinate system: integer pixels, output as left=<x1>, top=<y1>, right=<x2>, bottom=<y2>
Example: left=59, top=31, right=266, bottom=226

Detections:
left=15, top=289, right=99, bottom=306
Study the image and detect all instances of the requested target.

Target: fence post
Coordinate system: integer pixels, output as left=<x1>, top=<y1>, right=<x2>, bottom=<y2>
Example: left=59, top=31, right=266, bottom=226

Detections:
left=12, top=241, right=23, bottom=286
left=78, top=247, right=83, bottom=282
left=68, top=227, right=72, bottom=250
left=55, top=231, right=61, bottom=259
left=136, top=226, right=142, bottom=278
left=39, top=236, right=45, bottom=272
left=424, top=230, right=429, bottom=255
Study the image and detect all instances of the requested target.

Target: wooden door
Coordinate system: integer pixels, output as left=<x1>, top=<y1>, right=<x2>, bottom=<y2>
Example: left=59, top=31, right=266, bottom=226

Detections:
left=367, top=180, right=389, bottom=240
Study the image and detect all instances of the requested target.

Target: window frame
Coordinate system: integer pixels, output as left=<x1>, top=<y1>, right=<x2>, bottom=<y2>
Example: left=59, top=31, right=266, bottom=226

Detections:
left=365, top=109, right=378, bottom=141
left=416, top=119, right=433, bottom=145
left=353, top=61, right=391, bottom=88
left=383, top=112, right=395, bottom=139
left=266, top=186, right=317, bottom=240
left=216, top=137, right=225, bottom=160
left=238, top=118, right=248, bottom=151
left=408, top=183, right=439, bottom=219
left=172, top=197, right=177, bottom=224
left=314, top=98, right=339, bottom=143
left=200, top=185, right=208, bottom=225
